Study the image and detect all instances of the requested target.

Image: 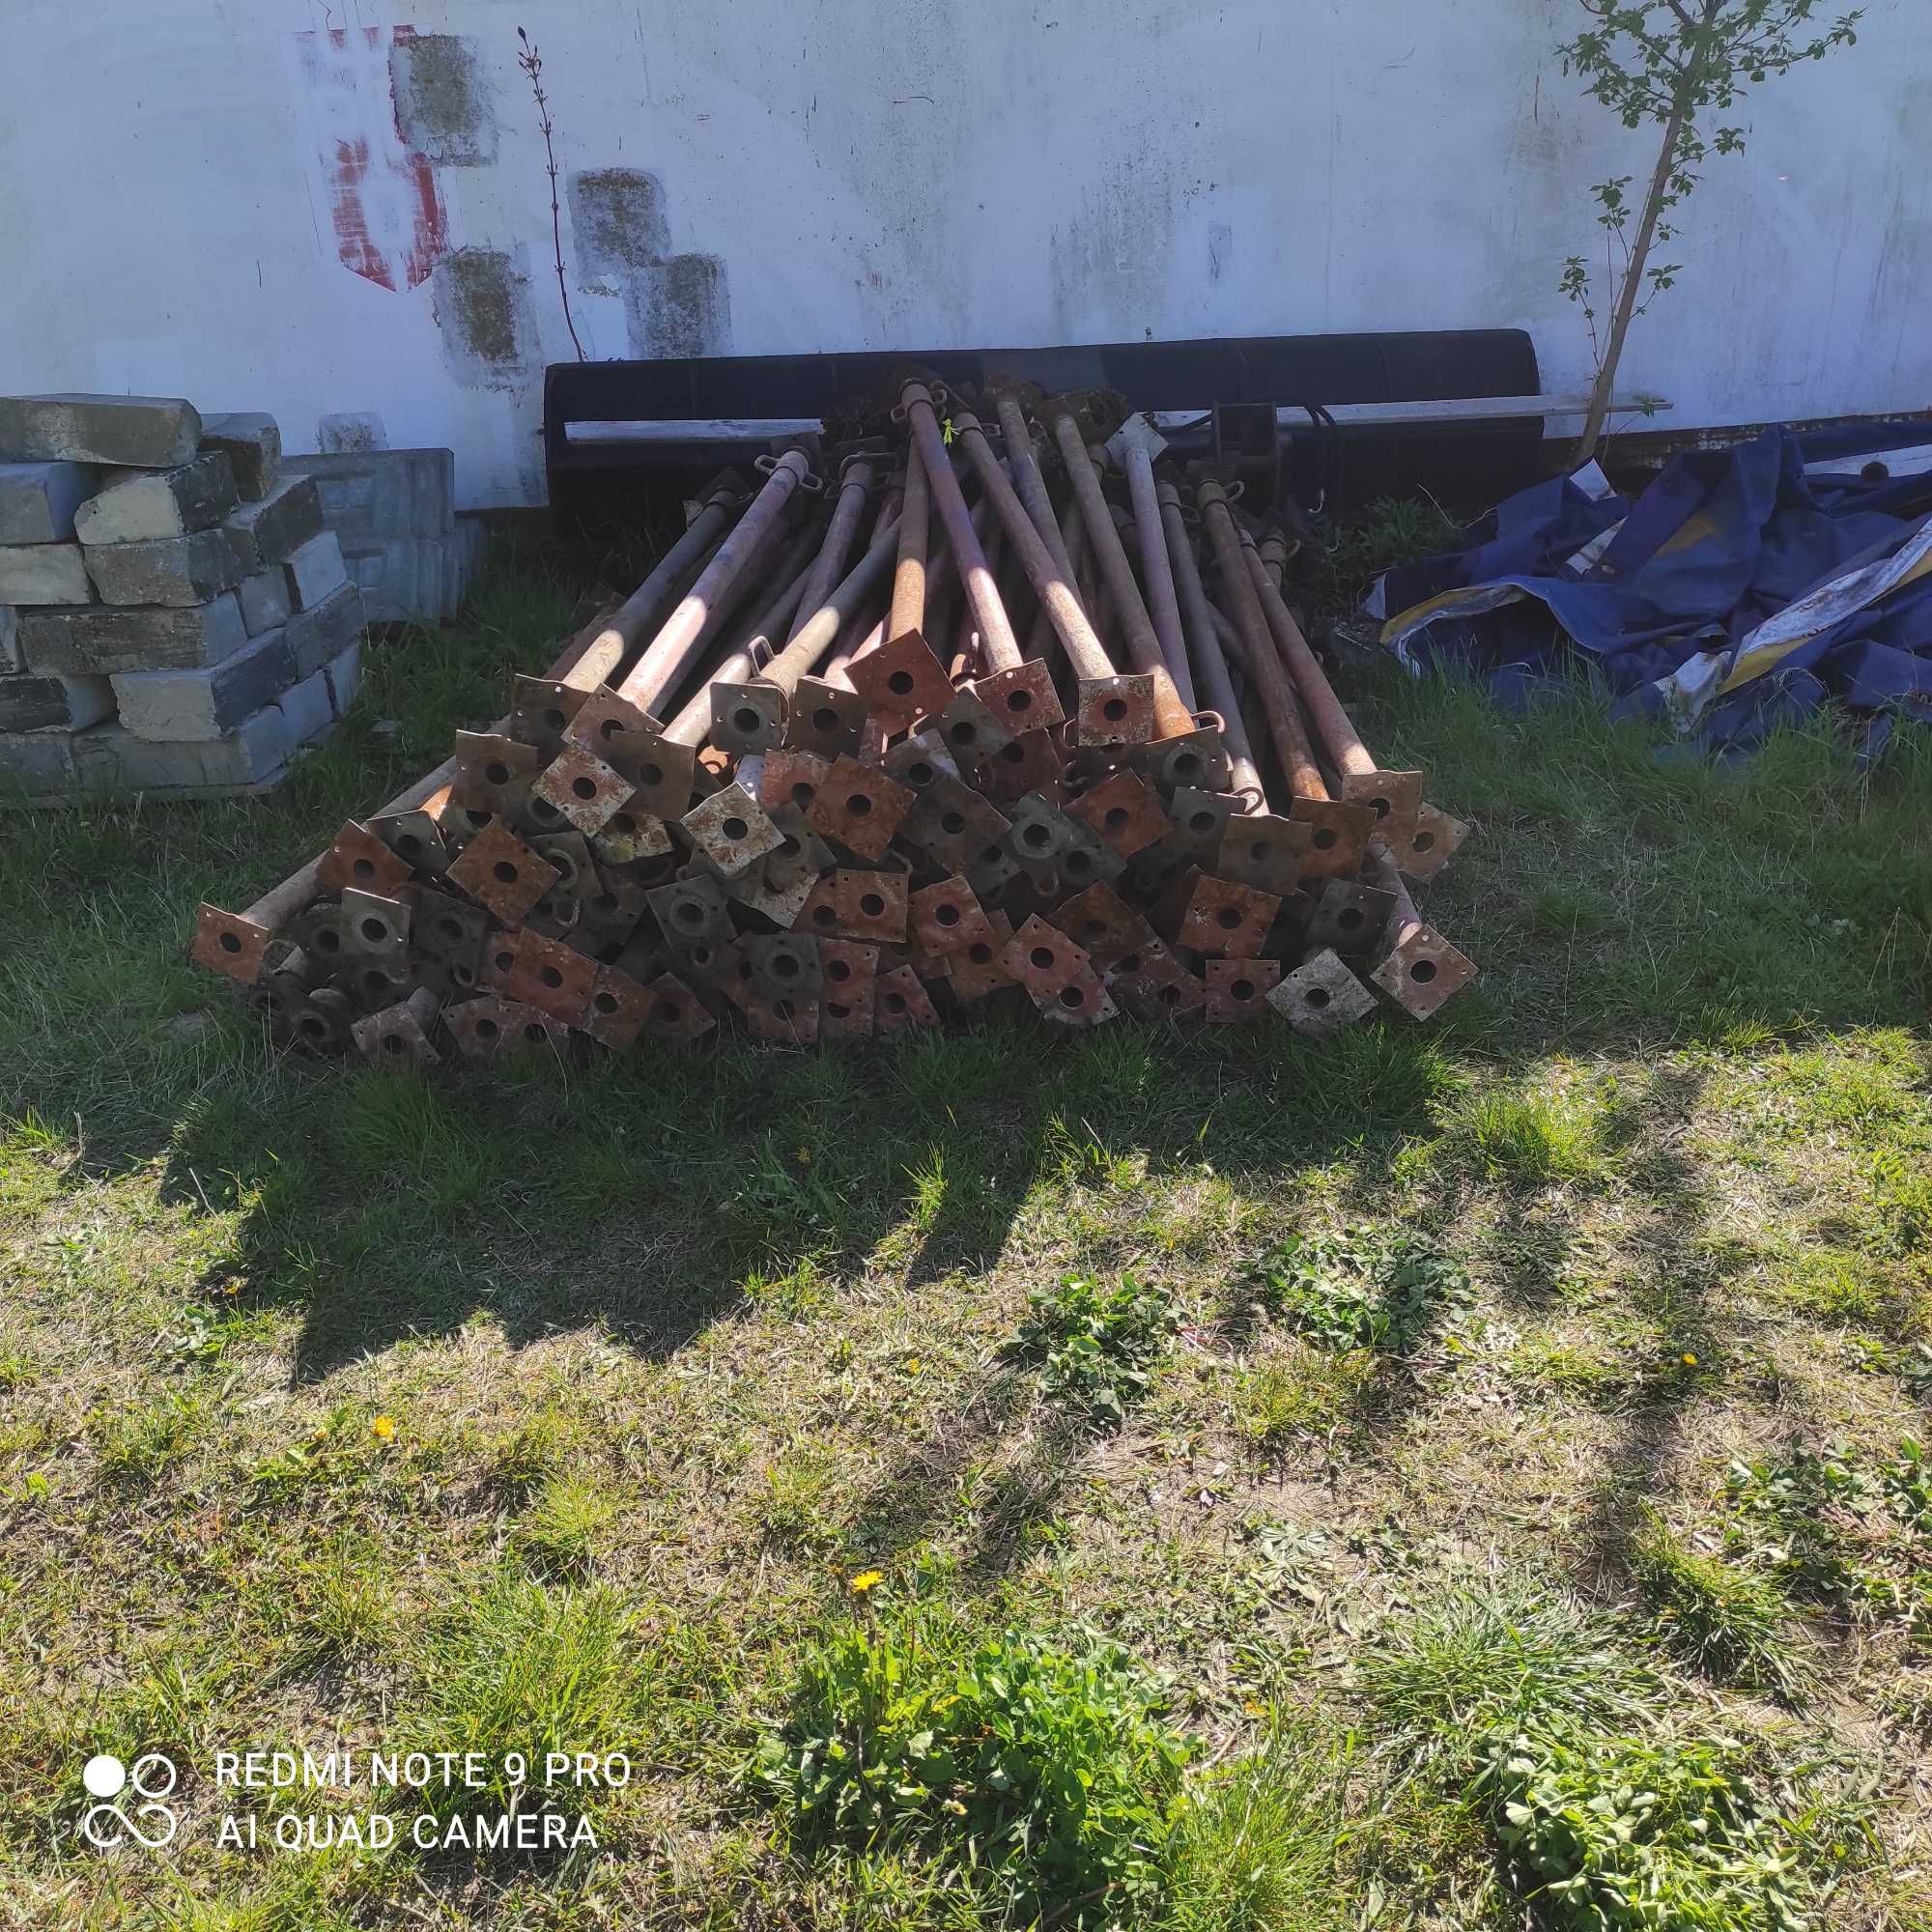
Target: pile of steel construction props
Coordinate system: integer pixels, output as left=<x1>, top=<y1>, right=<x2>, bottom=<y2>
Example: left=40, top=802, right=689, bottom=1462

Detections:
left=191, top=379, right=1474, bottom=1062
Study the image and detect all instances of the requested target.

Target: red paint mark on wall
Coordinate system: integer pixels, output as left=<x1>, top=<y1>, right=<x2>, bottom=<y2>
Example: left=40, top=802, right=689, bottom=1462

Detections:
left=294, top=26, right=448, bottom=292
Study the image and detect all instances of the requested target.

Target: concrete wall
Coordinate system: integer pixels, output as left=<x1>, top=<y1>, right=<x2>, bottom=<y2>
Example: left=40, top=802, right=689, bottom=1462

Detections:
left=6, top=1, right=1921, bottom=508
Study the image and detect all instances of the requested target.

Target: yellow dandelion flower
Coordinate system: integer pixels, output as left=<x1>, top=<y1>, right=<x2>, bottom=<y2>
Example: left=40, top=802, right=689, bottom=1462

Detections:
left=1680, top=1352, right=1698, bottom=1367
left=849, top=1570, right=884, bottom=1594
left=1242, top=1698, right=1266, bottom=1718
left=905, top=1357, right=923, bottom=1376
left=796, top=1145, right=812, bottom=1165
left=371, top=1414, right=396, bottom=1441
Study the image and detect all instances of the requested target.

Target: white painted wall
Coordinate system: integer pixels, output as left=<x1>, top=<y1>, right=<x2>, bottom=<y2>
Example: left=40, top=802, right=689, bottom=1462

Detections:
left=5, top=0, right=1923, bottom=508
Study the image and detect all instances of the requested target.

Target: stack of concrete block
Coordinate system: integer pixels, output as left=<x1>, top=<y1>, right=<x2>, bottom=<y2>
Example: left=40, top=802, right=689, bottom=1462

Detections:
left=284, top=444, right=484, bottom=624
left=0, top=394, right=366, bottom=798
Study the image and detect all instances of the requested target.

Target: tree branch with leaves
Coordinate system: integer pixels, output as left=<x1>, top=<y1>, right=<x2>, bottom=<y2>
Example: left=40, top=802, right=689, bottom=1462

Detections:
left=1559, top=0, right=1862, bottom=464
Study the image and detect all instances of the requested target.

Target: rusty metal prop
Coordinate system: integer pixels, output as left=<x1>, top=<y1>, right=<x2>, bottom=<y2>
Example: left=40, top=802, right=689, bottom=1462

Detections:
left=1363, top=845, right=1476, bottom=1020
left=1266, top=947, right=1378, bottom=1037
left=1204, top=957, right=1282, bottom=1024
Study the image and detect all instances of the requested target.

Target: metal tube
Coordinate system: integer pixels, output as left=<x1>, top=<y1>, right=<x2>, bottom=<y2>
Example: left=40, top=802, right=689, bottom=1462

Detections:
left=890, top=437, right=930, bottom=642
left=1026, top=487, right=1086, bottom=663
left=1159, top=479, right=1260, bottom=802
left=579, top=475, right=744, bottom=678
left=754, top=511, right=903, bottom=699
left=844, top=485, right=998, bottom=672
left=897, top=380, right=1021, bottom=672
left=1115, top=418, right=1195, bottom=713
left=785, top=457, right=873, bottom=646
left=617, top=447, right=812, bottom=716
left=1238, top=536, right=1372, bottom=780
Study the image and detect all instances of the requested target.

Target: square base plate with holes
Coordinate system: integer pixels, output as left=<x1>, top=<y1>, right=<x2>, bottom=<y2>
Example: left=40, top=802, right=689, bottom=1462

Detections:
left=785, top=676, right=867, bottom=757
left=873, top=964, right=939, bottom=1033
left=527, top=829, right=596, bottom=900
left=370, top=807, right=450, bottom=876
left=981, top=727, right=1065, bottom=808
left=947, top=910, right=1015, bottom=1000
left=933, top=687, right=1012, bottom=774
left=748, top=932, right=822, bottom=1002
left=902, top=774, right=1011, bottom=874
left=1164, top=786, right=1234, bottom=864
left=642, top=971, right=717, bottom=1044
left=509, top=674, right=589, bottom=755
left=591, top=807, right=673, bottom=867
left=683, top=782, right=784, bottom=877
left=498, top=928, right=599, bottom=1025
left=1371, top=923, right=1476, bottom=1020
left=534, top=741, right=636, bottom=836
left=1046, top=881, right=1156, bottom=969
left=1051, top=828, right=1124, bottom=895
left=1204, top=957, right=1282, bottom=1024
left=820, top=976, right=876, bottom=1040
left=738, top=991, right=820, bottom=1045
left=647, top=873, right=734, bottom=949
left=563, top=684, right=657, bottom=762
left=1306, top=878, right=1397, bottom=956
left=1290, top=795, right=1376, bottom=879
left=973, top=658, right=1065, bottom=734
left=882, top=730, right=958, bottom=794
left=1267, top=947, right=1378, bottom=1037
left=452, top=730, right=542, bottom=817
left=317, top=819, right=415, bottom=897
left=1004, top=790, right=1080, bottom=869
left=909, top=873, right=993, bottom=956
left=998, top=913, right=1094, bottom=1003
left=759, top=746, right=831, bottom=815
left=1066, top=768, right=1170, bottom=861
left=709, top=680, right=786, bottom=757
left=1108, top=941, right=1207, bottom=1021
left=351, top=988, right=440, bottom=1066
left=1039, top=960, right=1117, bottom=1027
left=1138, top=724, right=1232, bottom=798
left=847, top=628, right=954, bottom=734
left=445, top=817, right=560, bottom=925
left=805, top=754, right=915, bottom=862
left=446, top=995, right=569, bottom=1060
left=603, top=725, right=697, bottom=821
left=345, top=954, right=415, bottom=1012
left=338, top=887, right=412, bottom=965
left=1396, top=803, right=1470, bottom=883
left=663, top=935, right=740, bottom=1006
left=1216, top=812, right=1308, bottom=897
left=1167, top=873, right=1282, bottom=958
left=816, top=937, right=878, bottom=1002
left=420, top=950, right=484, bottom=1000
left=191, top=903, right=275, bottom=985
left=579, top=963, right=652, bottom=1051
left=793, top=867, right=908, bottom=944
left=427, top=786, right=493, bottom=851
left=1122, top=839, right=1191, bottom=907
left=1341, top=768, right=1425, bottom=850
left=1074, top=672, right=1157, bottom=747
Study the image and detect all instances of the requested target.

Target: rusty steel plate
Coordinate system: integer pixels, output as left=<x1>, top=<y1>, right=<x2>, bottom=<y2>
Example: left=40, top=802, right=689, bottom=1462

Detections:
left=709, top=680, right=786, bottom=757
left=972, top=657, right=1065, bottom=734
left=527, top=829, right=597, bottom=900
left=445, top=817, right=561, bottom=925
left=1004, top=792, right=1077, bottom=867
left=338, top=887, right=413, bottom=964
left=1065, top=767, right=1170, bottom=861
left=1108, top=943, right=1207, bottom=1022
left=881, top=730, right=959, bottom=793
left=533, top=740, right=637, bottom=837
left=901, top=774, right=1011, bottom=874
left=1204, top=957, right=1282, bottom=1023
left=784, top=675, right=868, bottom=756
left=1215, top=812, right=1308, bottom=897
left=497, top=927, right=598, bottom=1025
left=1172, top=872, right=1282, bottom=958
left=980, top=726, right=1066, bottom=807
left=1340, top=767, right=1425, bottom=850
left=819, top=975, right=876, bottom=1040
left=647, top=872, right=735, bottom=950
left=369, top=806, right=451, bottom=876
left=189, top=904, right=274, bottom=985
left=1396, top=802, right=1471, bottom=883
left=562, top=684, right=659, bottom=760
left=1073, top=672, right=1157, bottom=747
left=682, top=781, right=785, bottom=877
left=1139, top=724, right=1233, bottom=798
left=1306, top=877, right=1397, bottom=956
left=1290, top=795, right=1377, bottom=879
left=1037, top=959, right=1117, bottom=1027
left=759, top=747, right=833, bottom=815
left=908, top=874, right=993, bottom=957
left=1165, top=786, right=1234, bottom=863
left=739, top=991, right=821, bottom=1046
left=805, top=754, right=915, bottom=861
left=1045, top=881, right=1156, bottom=969
left=748, top=932, right=823, bottom=1001
left=846, top=628, right=954, bottom=734
left=452, top=730, right=543, bottom=817
left=932, top=688, right=1014, bottom=779
left=509, top=673, right=589, bottom=755
left=316, top=819, right=415, bottom=898
left=445, top=994, right=568, bottom=1060
left=817, top=937, right=880, bottom=998
left=590, top=805, right=673, bottom=867
left=642, top=972, right=718, bottom=1044
left=998, top=914, right=1094, bottom=1002
left=600, top=724, right=697, bottom=821
left=579, top=965, right=652, bottom=1050
left=947, top=910, right=1016, bottom=1001
left=1266, top=948, right=1378, bottom=1037
left=350, top=988, right=441, bottom=1066
left=1370, top=923, right=1476, bottom=1020
left=873, top=964, right=939, bottom=1033
left=793, top=868, right=909, bottom=944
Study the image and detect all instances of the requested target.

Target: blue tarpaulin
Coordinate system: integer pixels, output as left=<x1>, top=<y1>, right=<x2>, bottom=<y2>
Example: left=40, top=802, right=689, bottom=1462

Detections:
left=1367, top=423, right=1932, bottom=755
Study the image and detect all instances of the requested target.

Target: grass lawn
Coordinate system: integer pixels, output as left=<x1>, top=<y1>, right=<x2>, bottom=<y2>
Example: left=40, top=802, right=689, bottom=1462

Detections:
left=2, top=517, right=1930, bottom=1930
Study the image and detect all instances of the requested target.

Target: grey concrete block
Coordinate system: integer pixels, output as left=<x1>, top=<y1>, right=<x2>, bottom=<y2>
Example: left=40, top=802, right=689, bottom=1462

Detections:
left=341, top=526, right=484, bottom=623
left=111, top=627, right=297, bottom=741
left=0, top=462, right=100, bottom=544
left=285, top=582, right=365, bottom=678
left=19, top=593, right=249, bottom=674
left=238, top=567, right=292, bottom=636
left=278, top=663, right=334, bottom=746
left=0, top=544, right=93, bottom=605
left=84, top=528, right=240, bottom=607
left=71, top=705, right=295, bottom=795
left=282, top=447, right=454, bottom=537
left=284, top=530, right=348, bottom=610
left=323, top=640, right=362, bottom=718
left=0, top=729, right=76, bottom=795
left=73, top=453, right=239, bottom=544
left=0, top=606, right=19, bottom=673
left=0, top=394, right=202, bottom=469
left=224, top=472, right=323, bottom=572
left=0, top=672, right=114, bottom=732
left=198, top=412, right=281, bottom=500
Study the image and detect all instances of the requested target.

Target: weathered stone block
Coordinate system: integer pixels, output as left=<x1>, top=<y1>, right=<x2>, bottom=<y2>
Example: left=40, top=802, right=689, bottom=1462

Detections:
left=0, top=672, right=115, bottom=733
left=285, top=447, right=455, bottom=536
left=224, top=473, right=323, bottom=572
left=239, top=568, right=290, bottom=637
left=198, top=413, right=281, bottom=500
left=277, top=663, right=335, bottom=746
left=19, top=594, right=249, bottom=674
left=0, top=730, right=76, bottom=795
left=71, top=705, right=295, bottom=795
left=0, top=462, right=100, bottom=544
left=111, top=627, right=297, bottom=741
left=84, top=528, right=240, bottom=607
left=284, top=530, right=349, bottom=610
left=0, top=544, right=93, bottom=606
left=323, top=640, right=362, bottom=718
left=285, top=582, right=365, bottom=678
left=0, top=605, right=19, bottom=673
left=74, top=453, right=239, bottom=544
left=0, top=394, right=202, bottom=469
